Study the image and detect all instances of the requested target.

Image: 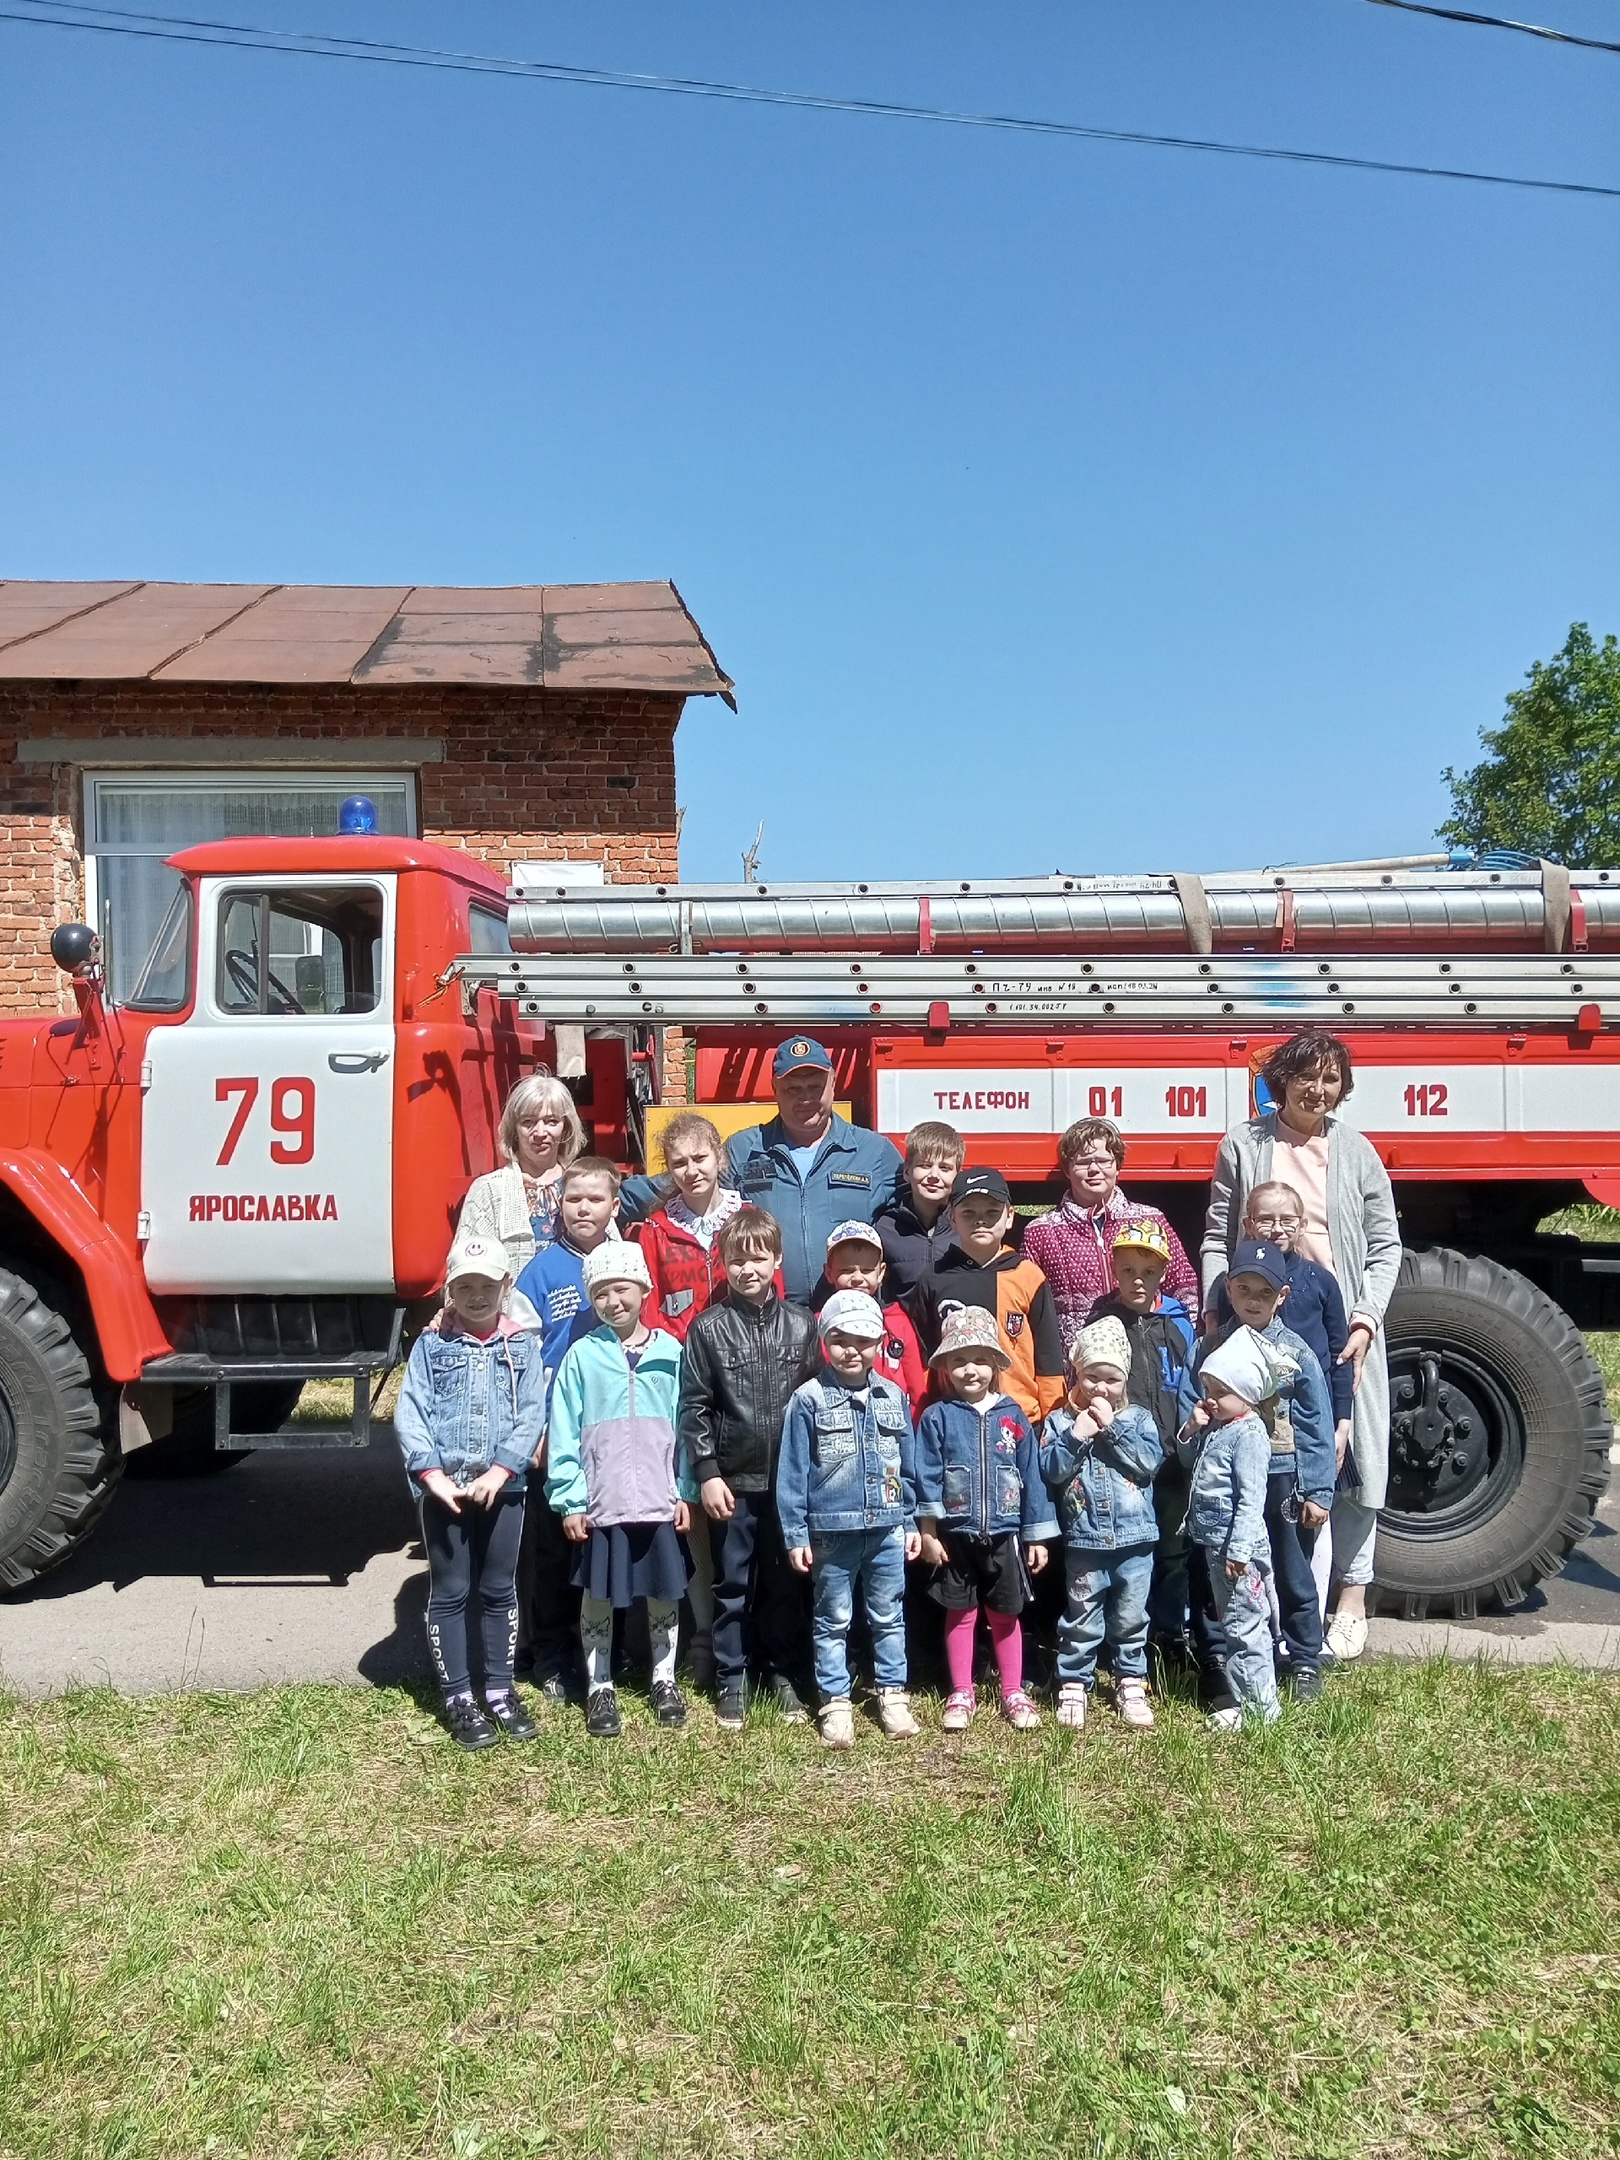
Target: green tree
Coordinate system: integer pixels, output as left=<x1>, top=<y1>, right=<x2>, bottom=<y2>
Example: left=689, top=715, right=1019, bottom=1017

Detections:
left=1439, top=623, right=1620, bottom=865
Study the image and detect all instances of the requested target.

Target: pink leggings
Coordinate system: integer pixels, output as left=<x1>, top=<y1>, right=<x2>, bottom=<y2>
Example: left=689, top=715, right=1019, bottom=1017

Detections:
left=943, top=1604, right=1023, bottom=1695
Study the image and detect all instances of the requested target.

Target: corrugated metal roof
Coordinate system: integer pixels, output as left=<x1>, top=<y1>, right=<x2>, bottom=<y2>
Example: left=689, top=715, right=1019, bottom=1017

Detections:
left=0, top=578, right=733, bottom=700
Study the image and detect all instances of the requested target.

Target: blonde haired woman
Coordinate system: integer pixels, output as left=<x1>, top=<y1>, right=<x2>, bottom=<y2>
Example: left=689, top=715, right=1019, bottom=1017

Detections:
left=459, top=1073, right=588, bottom=1274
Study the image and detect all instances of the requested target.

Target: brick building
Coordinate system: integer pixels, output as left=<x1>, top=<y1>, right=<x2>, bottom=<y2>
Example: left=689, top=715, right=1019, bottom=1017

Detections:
left=0, top=580, right=732, bottom=1038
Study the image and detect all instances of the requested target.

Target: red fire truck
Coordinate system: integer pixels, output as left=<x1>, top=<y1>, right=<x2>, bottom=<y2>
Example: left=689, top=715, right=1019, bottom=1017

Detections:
left=0, top=840, right=1614, bottom=1618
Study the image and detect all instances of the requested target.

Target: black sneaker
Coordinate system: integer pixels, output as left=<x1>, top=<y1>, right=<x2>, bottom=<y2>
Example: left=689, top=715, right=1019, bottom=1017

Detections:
left=650, top=1679, right=688, bottom=1727
left=534, top=1668, right=579, bottom=1706
left=485, top=1691, right=539, bottom=1742
left=715, top=1684, right=747, bottom=1731
left=1285, top=1665, right=1324, bottom=1704
left=443, top=1697, right=500, bottom=1752
left=771, top=1674, right=811, bottom=1724
left=585, top=1686, right=622, bottom=1739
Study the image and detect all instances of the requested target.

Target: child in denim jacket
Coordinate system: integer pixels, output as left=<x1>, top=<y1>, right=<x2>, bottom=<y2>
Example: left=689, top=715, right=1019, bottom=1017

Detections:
left=778, top=1290, right=922, bottom=1750
left=914, top=1306, right=1058, bottom=1733
left=395, top=1233, right=547, bottom=1751
left=1039, top=1316, right=1163, bottom=1733
left=1177, top=1326, right=1286, bottom=1731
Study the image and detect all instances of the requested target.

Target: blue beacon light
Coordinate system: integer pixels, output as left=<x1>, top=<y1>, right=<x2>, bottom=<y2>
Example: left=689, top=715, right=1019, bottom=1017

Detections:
left=338, top=795, right=378, bottom=835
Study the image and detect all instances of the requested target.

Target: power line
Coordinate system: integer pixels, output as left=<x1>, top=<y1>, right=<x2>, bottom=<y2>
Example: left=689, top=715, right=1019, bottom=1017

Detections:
left=1361, top=0, right=1620, bottom=56
left=2, top=0, right=1618, bottom=199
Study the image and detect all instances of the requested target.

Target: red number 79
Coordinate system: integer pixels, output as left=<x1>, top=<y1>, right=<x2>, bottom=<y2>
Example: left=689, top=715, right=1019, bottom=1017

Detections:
left=215, top=1076, right=316, bottom=1166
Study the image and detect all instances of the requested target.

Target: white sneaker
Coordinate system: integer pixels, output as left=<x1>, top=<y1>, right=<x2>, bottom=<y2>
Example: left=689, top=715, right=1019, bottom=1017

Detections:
left=1115, top=1678, right=1155, bottom=1730
left=1056, top=1683, right=1088, bottom=1730
left=818, top=1697, right=855, bottom=1750
left=876, top=1688, right=919, bottom=1739
left=1205, top=1705, right=1243, bottom=1734
left=1325, top=1612, right=1369, bottom=1663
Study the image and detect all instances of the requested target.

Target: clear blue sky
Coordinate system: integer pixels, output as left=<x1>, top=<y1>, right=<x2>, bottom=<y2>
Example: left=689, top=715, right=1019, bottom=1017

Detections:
left=2, top=1, right=1617, bottom=882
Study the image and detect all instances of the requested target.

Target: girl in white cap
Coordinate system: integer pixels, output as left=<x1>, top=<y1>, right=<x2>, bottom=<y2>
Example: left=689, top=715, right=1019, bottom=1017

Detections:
left=394, top=1233, right=548, bottom=1750
left=1178, top=1325, right=1289, bottom=1730
left=1039, top=1314, right=1164, bottom=1732
left=546, top=1241, right=696, bottom=1739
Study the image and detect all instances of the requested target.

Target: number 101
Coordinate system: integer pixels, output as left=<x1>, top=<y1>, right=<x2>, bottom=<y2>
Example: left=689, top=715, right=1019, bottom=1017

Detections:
left=1164, top=1085, right=1208, bottom=1118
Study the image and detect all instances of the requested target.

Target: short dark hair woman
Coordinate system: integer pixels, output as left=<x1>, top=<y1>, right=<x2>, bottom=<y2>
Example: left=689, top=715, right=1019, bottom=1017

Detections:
left=1201, top=1031, right=1401, bottom=1664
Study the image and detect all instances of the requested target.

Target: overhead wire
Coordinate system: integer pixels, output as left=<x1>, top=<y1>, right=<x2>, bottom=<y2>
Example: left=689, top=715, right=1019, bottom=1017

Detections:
left=1360, top=0, right=1620, bottom=57
left=1, top=0, right=1617, bottom=199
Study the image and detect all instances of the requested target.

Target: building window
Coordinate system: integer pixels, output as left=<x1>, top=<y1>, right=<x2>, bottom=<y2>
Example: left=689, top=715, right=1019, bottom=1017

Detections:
left=84, top=773, right=416, bottom=1002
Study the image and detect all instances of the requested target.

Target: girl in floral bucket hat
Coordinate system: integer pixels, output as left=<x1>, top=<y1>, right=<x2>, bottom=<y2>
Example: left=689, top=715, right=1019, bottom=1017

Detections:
left=913, top=1307, right=1060, bottom=1732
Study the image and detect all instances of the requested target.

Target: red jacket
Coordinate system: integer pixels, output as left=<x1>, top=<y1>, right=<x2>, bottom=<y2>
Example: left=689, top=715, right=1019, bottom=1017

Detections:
left=634, top=1207, right=783, bottom=1343
left=813, top=1272, right=928, bottom=1411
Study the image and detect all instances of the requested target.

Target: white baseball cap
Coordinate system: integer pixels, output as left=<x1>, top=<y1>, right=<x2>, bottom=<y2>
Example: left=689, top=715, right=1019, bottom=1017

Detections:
left=818, top=1289, right=887, bottom=1342
left=445, top=1234, right=511, bottom=1285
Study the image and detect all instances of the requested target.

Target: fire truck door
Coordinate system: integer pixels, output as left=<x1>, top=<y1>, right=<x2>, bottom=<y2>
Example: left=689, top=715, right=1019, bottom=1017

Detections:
left=140, top=875, right=397, bottom=1295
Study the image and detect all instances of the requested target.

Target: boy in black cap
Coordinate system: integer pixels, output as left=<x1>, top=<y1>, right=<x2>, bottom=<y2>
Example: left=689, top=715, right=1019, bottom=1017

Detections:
left=909, top=1168, right=1067, bottom=1424
left=1179, top=1238, right=1336, bottom=1701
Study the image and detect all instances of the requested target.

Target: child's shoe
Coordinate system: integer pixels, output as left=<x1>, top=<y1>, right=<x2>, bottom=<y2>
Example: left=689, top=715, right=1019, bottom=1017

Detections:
left=771, top=1674, right=812, bottom=1724
left=687, top=1631, right=716, bottom=1687
left=941, top=1689, right=976, bottom=1732
left=876, top=1689, right=919, bottom=1739
left=1205, top=1704, right=1243, bottom=1733
left=484, top=1690, right=539, bottom=1742
left=1056, top=1683, right=1088, bottom=1731
left=1000, top=1689, right=1042, bottom=1732
left=1115, top=1679, right=1155, bottom=1730
left=443, top=1694, right=500, bottom=1751
left=585, top=1686, right=622, bottom=1739
left=819, top=1698, right=855, bottom=1750
left=650, top=1679, right=688, bottom=1728
left=715, top=1683, right=748, bottom=1732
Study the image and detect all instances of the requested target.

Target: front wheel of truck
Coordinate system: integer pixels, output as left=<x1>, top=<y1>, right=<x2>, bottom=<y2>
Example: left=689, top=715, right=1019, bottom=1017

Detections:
left=0, top=1263, right=120, bottom=1592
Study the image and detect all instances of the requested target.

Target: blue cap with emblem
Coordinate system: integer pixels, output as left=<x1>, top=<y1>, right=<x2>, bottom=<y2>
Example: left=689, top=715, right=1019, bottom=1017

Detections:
left=1230, top=1237, right=1288, bottom=1290
left=773, top=1036, right=833, bottom=1078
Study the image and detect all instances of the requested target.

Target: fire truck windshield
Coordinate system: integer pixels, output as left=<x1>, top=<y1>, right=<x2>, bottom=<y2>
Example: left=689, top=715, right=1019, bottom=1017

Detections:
left=123, top=883, right=194, bottom=1013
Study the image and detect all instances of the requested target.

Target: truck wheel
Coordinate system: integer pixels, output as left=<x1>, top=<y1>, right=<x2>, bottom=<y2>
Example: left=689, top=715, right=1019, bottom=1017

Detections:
left=0, top=1264, right=119, bottom=1592
left=125, top=1380, right=306, bottom=1478
left=1376, top=1246, right=1612, bottom=1617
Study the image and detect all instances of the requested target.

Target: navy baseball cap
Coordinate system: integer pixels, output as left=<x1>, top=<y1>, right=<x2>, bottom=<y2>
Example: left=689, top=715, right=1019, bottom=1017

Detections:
left=773, top=1036, right=833, bottom=1077
left=950, top=1167, right=1012, bottom=1209
left=1230, top=1238, right=1288, bottom=1290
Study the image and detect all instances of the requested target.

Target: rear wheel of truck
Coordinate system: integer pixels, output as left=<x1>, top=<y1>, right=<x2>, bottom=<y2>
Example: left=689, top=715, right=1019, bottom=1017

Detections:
left=0, top=1264, right=120, bottom=1593
left=1375, top=1246, right=1612, bottom=1617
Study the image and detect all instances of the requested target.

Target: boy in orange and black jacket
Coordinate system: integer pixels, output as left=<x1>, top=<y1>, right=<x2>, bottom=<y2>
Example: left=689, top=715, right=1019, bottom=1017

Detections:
left=909, top=1169, right=1067, bottom=1425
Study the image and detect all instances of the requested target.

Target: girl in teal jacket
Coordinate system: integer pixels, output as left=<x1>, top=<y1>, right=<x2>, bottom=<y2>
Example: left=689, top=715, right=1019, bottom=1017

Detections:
left=546, top=1241, right=697, bottom=1738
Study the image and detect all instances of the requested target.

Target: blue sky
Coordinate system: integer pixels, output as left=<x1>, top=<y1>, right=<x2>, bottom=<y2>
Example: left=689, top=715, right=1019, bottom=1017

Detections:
left=2, top=1, right=1616, bottom=882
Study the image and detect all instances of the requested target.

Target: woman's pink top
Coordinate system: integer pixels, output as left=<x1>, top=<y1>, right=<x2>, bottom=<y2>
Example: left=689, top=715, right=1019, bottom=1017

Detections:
left=1270, top=1124, right=1334, bottom=1272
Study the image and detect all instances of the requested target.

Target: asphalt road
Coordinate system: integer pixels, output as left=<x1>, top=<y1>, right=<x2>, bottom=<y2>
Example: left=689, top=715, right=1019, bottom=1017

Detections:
left=2, top=1430, right=1618, bottom=1696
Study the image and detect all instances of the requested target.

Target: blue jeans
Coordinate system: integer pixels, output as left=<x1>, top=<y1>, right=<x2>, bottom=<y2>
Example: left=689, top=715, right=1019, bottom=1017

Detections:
left=1059, top=1544, right=1154, bottom=1689
left=1208, top=1552, right=1280, bottom=1717
left=810, top=1528, right=908, bottom=1701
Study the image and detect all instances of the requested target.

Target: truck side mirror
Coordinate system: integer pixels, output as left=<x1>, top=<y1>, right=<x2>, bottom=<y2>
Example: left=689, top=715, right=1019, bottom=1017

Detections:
left=51, top=923, right=102, bottom=975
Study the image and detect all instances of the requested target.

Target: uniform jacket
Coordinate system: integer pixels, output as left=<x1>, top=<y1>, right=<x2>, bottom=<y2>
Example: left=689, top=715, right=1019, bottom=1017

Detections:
left=1178, top=1318, right=1337, bottom=1511
left=677, top=1291, right=820, bottom=1492
left=545, top=1325, right=696, bottom=1529
left=914, top=1393, right=1059, bottom=1544
left=873, top=1185, right=960, bottom=1298
left=1201, top=1111, right=1401, bottom=1506
left=1039, top=1401, right=1163, bottom=1552
left=394, top=1304, right=545, bottom=1492
left=726, top=1114, right=904, bottom=1304
left=1177, top=1409, right=1272, bottom=1566
left=776, top=1372, right=917, bottom=1549
left=909, top=1245, right=1067, bottom=1423
left=1209, top=1250, right=1354, bottom=1425
left=1021, top=1192, right=1201, bottom=1346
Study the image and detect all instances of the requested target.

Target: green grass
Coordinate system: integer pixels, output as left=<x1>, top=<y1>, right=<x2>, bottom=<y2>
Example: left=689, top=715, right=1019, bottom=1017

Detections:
left=3, top=1669, right=1619, bottom=2159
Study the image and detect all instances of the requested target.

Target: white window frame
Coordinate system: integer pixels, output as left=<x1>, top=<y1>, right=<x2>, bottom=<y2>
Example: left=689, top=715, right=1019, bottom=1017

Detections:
left=81, top=767, right=420, bottom=977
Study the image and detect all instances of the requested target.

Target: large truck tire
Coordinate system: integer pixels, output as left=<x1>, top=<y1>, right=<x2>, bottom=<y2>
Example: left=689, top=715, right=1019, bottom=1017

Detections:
left=1376, top=1246, right=1612, bottom=1617
left=125, top=1380, right=306, bottom=1478
left=0, top=1264, right=120, bottom=1593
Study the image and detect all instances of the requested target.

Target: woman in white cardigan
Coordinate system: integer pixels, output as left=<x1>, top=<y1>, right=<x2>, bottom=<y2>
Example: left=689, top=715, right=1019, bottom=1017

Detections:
left=458, top=1073, right=588, bottom=1276
left=1201, top=1032, right=1402, bottom=1662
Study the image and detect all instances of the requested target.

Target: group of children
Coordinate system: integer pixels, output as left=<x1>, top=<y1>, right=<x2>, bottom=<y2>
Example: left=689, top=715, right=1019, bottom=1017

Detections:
left=396, top=1107, right=1353, bottom=1750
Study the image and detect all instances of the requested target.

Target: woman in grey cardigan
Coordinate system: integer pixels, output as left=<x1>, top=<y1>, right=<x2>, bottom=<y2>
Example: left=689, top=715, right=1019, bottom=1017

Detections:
left=1201, top=1032, right=1402, bottom=1662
